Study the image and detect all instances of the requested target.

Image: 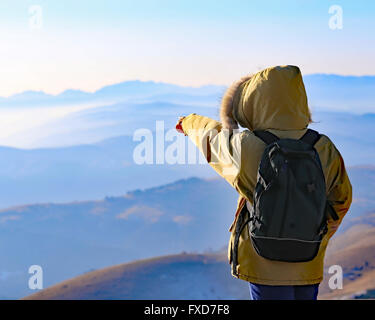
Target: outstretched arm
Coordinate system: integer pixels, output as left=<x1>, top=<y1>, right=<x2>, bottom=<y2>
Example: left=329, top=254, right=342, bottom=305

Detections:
left=177, top=113, right=243, bottom=189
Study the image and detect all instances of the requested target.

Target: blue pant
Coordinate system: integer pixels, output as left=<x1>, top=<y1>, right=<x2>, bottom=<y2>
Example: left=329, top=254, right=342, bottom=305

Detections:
left=249, top=282, right=319, bottom=300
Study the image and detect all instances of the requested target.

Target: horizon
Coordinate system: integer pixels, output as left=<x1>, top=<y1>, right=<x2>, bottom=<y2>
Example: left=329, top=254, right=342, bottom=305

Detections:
left=2, top=72, right=375, bottom=98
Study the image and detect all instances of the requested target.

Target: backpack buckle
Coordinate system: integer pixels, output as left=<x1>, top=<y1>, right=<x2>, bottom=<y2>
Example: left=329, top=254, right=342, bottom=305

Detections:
left=318, top=223, right=328, bottom=236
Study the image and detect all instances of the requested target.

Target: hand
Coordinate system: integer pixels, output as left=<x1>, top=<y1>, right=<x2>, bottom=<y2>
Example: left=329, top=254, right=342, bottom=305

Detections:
left=176, top=116, right=186, bottom=134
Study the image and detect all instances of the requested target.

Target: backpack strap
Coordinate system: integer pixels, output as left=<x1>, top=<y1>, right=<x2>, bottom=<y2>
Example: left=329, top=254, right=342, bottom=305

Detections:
left=253, top=130, right=280, bottom=145
left=300, top=129, right=321, bottom=146
left=255, top=129, right=321, bottom=146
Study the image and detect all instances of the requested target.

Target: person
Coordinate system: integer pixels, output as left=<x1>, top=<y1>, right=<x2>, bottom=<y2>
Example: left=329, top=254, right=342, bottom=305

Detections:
left=175, top=65, right=352, bottom=300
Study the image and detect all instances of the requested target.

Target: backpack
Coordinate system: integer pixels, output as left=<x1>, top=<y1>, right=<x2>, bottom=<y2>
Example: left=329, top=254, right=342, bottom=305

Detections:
left=247, top=129, right=339, bottom=262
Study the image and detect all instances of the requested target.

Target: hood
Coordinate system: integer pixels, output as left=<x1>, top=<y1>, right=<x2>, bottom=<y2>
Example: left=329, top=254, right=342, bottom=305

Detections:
left=220, top=65, right=311, bottom=131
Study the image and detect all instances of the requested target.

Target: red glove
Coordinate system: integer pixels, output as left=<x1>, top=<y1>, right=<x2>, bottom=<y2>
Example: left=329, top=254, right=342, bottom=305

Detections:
left=176, top=116, right=186, bottom=135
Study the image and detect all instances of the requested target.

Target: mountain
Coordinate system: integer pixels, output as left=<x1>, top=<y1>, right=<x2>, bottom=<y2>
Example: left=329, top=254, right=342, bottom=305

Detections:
left=0, top=80, right=225, bottom=108
left=308, top=112, right=375, bottom=165
left=303, top=74, right=375, bottom=113
left=0, top=108, right=373, bottom=209
left=319, top=214, right=375, bottom=299
left=338, top=165, right=375, bottom=223
left=23, top=217, right=375, bottom=300
left=0, top=75, right=374, bottom=150
left=0, top=132, right=215, bottom=208
left=0, top=76, right=373, bottom=210
left=1, top=165, right=375, bottom=299
left=23, top=253, right=249, bottom=300
left=2, top=75, right=375, bottom=112
left=0, top=131, right=372, bottom=212
left=0, top=177, right=238, bottom=299
left=0, top=75, right=374, bottom=299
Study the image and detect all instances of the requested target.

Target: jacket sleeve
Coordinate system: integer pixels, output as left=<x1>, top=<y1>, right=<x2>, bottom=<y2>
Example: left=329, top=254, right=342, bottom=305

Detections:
left=181, top=113, right=242, bottom=188
left=326, top=145, right=353, bottom=236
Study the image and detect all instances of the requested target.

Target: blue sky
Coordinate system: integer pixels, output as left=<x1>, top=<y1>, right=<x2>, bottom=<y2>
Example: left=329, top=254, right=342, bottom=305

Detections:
left=0, top=0, right=374, bottom=96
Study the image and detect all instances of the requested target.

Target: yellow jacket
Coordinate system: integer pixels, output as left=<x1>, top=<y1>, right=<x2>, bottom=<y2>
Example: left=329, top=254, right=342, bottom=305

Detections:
left=181, top=65, right=352, bottom=285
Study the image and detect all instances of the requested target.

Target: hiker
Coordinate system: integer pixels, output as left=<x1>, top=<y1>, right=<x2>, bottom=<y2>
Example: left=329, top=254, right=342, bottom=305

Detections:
left=176, top=65, right=352, bottom=300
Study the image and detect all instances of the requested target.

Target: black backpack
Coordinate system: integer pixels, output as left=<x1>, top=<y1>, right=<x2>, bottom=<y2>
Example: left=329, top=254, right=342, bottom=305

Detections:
left=248, top=129, right=339, bottom=262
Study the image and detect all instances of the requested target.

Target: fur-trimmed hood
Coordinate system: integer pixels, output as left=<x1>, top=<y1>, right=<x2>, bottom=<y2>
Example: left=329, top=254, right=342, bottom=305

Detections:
left=220, top=65, right=311, bottom=131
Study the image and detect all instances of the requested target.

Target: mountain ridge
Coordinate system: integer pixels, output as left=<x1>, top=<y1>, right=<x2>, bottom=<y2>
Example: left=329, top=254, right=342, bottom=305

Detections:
left=23, top=218, right=375, bottom=300
left=3, top=74, right=375, bottom=101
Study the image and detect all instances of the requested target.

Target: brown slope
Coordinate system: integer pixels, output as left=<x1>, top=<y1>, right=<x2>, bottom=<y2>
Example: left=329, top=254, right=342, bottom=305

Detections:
left=24, top=219, right=375, bottom=300
left=24, top=253, right=249, bottom=300
left=319, top=223, right=375, bottom=299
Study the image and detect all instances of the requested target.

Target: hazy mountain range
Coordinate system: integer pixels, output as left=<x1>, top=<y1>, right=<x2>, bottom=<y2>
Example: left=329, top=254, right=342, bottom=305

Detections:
left=0, top=177, right=237, bottom=299
left=2, top=74, right=375, bottom=112
left=0, top=75, right=374, bottom=299
left=0, top=81, right=224, bottom=108
left=24, top=253, right=250, bottom=300
left=1, top=166, right=374, bottom=299
left=0, top=110, right=373, bottom=209
left=24, top=207, right=375, bottom=300
left=0, top=132, right=373, bottom=211
left=0, top=74, right=374, bottom=149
